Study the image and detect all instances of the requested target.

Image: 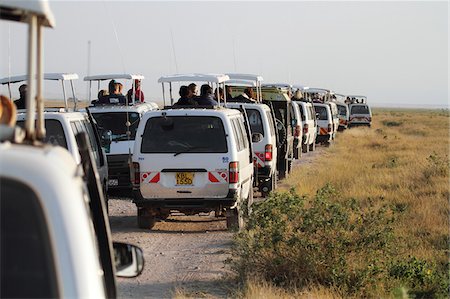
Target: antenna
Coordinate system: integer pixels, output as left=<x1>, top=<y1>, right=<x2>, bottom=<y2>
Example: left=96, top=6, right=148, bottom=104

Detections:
left=103, top=1, right=126, bottom=74
left=232, top=37, right=237, bottom=72
left=86, top=40, right=91, bottom=101
left=170, top=27, right=179, bottom=73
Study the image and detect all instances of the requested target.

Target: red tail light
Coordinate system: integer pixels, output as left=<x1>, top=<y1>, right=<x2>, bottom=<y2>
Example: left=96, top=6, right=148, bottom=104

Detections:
left=294, top=125, right=301, bottom=137
left=265, top=144, right=273, bottom=161
left=229, top=161, right=239, bottom=184
left=132, top=162, right=140, bottom=185
left=303, top=123, right=309, bottom=134
left=327, top=124, right=332, bottom=133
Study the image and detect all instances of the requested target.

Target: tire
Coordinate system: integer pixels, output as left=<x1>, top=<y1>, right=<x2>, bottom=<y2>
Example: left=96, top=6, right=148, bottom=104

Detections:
left=262, top=173, right=277, bottom=197
left=309, top=140, right=316, bottom=152
left=294, top=146, right=300, bottom=160
left=137, top=207, right=156, bottom=229
left=226, top=208, right=240, bottom=231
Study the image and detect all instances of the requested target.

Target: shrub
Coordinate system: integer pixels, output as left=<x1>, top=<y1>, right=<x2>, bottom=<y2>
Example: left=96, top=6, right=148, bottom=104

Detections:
left=423, top=152, right=449, bottom=179
left=232, top=184, right=396, bottom=297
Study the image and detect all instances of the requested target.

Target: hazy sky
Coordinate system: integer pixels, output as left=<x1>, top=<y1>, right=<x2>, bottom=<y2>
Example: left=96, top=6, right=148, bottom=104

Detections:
left=1, top=1, right=448, bottom=108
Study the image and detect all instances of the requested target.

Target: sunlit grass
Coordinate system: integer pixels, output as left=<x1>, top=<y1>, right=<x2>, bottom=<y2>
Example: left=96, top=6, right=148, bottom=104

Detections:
left=237, top=108, right=449, bottom=298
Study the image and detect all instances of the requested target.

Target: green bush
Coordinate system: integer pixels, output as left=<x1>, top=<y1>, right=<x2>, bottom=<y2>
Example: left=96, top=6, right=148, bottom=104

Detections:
left=232, top=184, right=396, bottom=297
left=389, top=257, right=449, bottom=298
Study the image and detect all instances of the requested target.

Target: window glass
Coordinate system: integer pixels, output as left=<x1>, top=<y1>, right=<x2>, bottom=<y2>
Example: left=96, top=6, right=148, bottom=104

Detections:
left=314, top=106, right=329, bottom=120
left=141, top=116, right=228, bottom=153
left=80, top=120, right=100, bottom=167
left=92, top=112, right=140, bottom=141
left=338, top=105, right=347, bottom=116
left=231, top=119, right=244, bottom=151
left=230, top=119, right=242, bottom=151
left=351, top=105, right=370, bottom=114
left=266, top=111, right=275, bottom=137
left=1, top=178, right=59, bottom=298
left=237, top=117, right=249, bottom=150
left=246, top=109, right=264, bottom=136
left=17, top=119, right=68, bottom=149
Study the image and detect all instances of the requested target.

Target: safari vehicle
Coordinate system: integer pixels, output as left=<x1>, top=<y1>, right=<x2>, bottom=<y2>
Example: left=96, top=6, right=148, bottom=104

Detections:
left=2, top=73, right=109, bottom=198
left=224, top=74, right=278, bottom=197
left=292, top=85, right=317, bottom=153
left=349, top=102, right=372, bottom=127
left=85, top=74, right=158, bottom=190
left=257, top=83, right=295, bottom=179
left=132, top=74, right=254, bottom=230
left=291, top=100, right=303, bottom=159
left=313, top=102, right=333, bottom=145
left=304, top=87, right=339, bottom=138
left=0, top=2, right=144, bottom=298
left=336, top=100, right=349, bottom=131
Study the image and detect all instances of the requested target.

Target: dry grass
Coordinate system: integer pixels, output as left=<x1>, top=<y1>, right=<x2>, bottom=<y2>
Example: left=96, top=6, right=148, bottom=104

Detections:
left=236, top=108, right=449, bottom=298
left=285, top=109, right=449, bottom=263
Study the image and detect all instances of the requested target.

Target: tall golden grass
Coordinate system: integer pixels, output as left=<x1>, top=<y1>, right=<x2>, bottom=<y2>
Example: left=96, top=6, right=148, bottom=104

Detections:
left=241, top=108, right=449, bottom=298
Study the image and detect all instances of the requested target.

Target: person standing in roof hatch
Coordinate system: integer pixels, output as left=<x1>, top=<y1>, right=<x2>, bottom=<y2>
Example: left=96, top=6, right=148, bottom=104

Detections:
left=127, top=79, right=145, bottom=103
left=14, top=84, right=27, bottom=109
left=196, top=84, right=218, bottom=106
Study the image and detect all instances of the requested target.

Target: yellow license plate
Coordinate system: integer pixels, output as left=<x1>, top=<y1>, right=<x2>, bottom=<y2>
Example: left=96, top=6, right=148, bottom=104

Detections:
left=176, top=172, right=194, bottom=185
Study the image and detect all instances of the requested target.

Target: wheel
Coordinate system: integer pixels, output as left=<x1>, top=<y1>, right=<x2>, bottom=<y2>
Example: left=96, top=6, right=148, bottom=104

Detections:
left=262, top=173, right=277, bottom=197
left=309, top=140, right=316, bottom=151
left=137, top=207, right=156, bottom=229
left=302, top=141, right=309, bottom=154
left=226, top=208, right=242, bottom=231
left=293, top=145, right=300, bottom=160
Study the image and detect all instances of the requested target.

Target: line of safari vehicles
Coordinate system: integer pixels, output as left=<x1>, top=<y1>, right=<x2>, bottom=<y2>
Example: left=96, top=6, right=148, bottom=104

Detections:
left=0, top=1, right=372, bottom=297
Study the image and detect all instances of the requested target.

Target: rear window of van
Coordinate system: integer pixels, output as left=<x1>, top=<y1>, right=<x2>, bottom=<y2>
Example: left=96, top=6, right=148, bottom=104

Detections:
left=246, top=109, right=264, bottom=136
left=141, top=116, right=228, bottom=153
left=314, top=106, right=329, bottom=120
left=338, top=105, right=347, bottom=116
left=351, top=105, right=370, bottom=114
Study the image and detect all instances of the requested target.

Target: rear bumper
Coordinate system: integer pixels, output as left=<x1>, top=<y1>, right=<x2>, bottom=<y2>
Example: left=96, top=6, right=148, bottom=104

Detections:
left=316, top=134, right=332, bottom=143
left=132, top=189, right=237, bottom=209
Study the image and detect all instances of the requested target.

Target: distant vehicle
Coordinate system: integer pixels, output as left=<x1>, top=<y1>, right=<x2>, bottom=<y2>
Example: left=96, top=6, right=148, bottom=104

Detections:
left=292, top=98, right=317, bottom=153
left=349, top=103, right=372, bottom=127
left=258, top=84, right=295, bottom=179
left=226, top=102, right=278, bottom=197
left=89, top=102, right=159, bottom=190
left=2, top=73, right=109, bottom=198
left=291, top=101, right=303, bottom=159
left=313, top=102, right=333, bottom=145
left=304, top=87, right=340, bottom=139
left=0, top=1, right=144, bottom=298
left=132, top=74, right=254, bottom=230
left=336, top=101, right=349, bottom=131
left=225, top=73, right=278, bottom=197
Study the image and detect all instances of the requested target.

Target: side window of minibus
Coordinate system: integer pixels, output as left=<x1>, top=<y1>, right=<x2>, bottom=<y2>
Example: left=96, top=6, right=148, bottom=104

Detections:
left=230, top=119, right=243, bottom=151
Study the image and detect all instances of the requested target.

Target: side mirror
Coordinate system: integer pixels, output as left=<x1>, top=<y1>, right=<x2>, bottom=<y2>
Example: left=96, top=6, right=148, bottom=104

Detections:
left=291, top=118, right=297, bottom=126
left=252, top=133, right=263, bottom=143
left=113, top=242, right=145, bottom=278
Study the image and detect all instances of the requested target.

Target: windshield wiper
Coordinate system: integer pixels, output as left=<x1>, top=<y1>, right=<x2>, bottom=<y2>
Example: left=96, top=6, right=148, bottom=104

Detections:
left=174, top=146, right=206, bottom=157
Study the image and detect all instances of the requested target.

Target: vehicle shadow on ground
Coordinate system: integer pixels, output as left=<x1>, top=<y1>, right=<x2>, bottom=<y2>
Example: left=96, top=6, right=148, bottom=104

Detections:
left=109, top=214, right=229, bottom=234
left=117, top=278, right=234, bottom=299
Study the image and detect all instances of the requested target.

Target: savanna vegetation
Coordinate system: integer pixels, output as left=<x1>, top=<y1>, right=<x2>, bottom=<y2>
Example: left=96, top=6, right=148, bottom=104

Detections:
left=232, top=109, right=449, bottom=298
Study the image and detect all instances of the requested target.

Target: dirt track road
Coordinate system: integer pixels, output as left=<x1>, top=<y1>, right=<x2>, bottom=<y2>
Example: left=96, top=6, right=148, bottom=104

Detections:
left=109, top=198, right=234, bottom=298
left=108, top=145, right=325, bottom=298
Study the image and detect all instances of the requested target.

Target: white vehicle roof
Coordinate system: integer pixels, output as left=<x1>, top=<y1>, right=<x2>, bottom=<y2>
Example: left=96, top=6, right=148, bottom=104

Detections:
left=226, top=79, right=256, bottom=87
left=88, top=102, right=159, bottom=114
left=225, top=73, right=263, bottom=82
left=292, top=85, right=309, bottom=91
left=347, top=95, right=367, bottom=99
left=0, top=73, right=79, bottom=84
left=0, top=0, right=55, bottom=27
left=148, top=107, right=241, bottom=118
left=305, top=87, right=332, bottom=93
left=262, top=83, right=292, bottom=89
left=225, top=102, right=271, bottom=111
left=84, top=74, right=145, bottom=81
left=158, top=73, right=229, bottom=84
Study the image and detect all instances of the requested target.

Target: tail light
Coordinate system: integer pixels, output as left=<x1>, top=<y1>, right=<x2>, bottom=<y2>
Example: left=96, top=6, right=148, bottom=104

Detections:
left=327, top=124, right=332, bottom=133
left=303, top=123, right=309, bottom=134
left=229, top=161, right=239, bottom=184
left=132, top=162, right=140, bottom=185
left=265, top=144, right=273, bottom=161
left=294, top=125, right=301, bottom=137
